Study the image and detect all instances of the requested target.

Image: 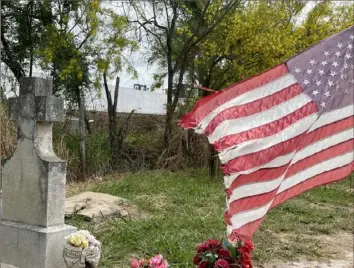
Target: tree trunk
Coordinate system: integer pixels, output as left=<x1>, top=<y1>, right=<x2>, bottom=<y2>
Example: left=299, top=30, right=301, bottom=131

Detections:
left=79, top=94, right=86, bottom=181
left=164, top=106, right=174, bottom=148
left=202, top=81, right=218, bottom=178
left=103, top=74, right=120, bottom=169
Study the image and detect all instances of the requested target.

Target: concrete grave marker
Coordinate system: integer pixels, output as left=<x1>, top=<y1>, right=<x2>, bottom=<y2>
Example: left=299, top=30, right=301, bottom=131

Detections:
left=0, top=77, right=76, bottom=268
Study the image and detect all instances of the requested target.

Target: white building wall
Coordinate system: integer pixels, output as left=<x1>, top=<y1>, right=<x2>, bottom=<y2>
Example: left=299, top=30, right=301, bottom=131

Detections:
left=87, top=85, right=167, bottom=115
left=1, top=71, right=167, bottom=115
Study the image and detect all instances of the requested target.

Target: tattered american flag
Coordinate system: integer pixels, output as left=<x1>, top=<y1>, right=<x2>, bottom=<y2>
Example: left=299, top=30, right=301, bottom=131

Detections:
left=180, top=26, right=354, bottom=240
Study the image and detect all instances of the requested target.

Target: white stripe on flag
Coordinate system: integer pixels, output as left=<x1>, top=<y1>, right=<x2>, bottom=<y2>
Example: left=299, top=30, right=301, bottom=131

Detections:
left=219, top=113, right=318, bottom=163
left=229, top=175, right=284, bottom=203
left=208, top=93, right=313, bottom=143
left=309, top=105, right=353, bottom=132
left=292, top=128, right=354, bottom=164
left=229, top=151, right=353, bottom=229
left=278, top=151, right=353, bottom=193
left=228, top=129, right=353, bottom=202
left=223, top=152, right=295, bottom=188
left=195, top=74, right=297, bottom=134
left=230, top=200, right=273, bottom=229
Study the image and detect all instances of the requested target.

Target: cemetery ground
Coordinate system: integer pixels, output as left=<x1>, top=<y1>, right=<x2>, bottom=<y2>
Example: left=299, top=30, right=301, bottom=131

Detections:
left=66, top=170, right=353, bottom=268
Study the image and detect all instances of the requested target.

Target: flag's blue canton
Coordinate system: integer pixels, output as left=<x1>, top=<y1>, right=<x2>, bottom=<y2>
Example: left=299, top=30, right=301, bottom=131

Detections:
left=287, top=26, right=354, bottom=113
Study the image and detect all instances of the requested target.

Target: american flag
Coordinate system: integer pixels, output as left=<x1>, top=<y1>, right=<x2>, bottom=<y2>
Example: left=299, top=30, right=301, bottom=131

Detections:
left=180, top=26, right=354, bottom=240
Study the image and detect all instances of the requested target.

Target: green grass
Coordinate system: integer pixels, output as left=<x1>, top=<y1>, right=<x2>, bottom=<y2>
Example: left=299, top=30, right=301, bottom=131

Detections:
left=66, top=170, right=353, bottom=268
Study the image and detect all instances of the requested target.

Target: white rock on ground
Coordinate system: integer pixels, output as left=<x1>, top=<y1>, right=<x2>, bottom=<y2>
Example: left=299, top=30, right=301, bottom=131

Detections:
left=65, top=191, right=145, bottom=221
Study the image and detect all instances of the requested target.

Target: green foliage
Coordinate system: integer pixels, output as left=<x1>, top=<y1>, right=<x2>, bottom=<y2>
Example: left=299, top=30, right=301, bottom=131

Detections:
left=91, top=7, right=138, bottom=90
left=36, top=0, right=102, bottom=102
left=54, top=130, right=111, bottom=180
left=185, top=0, right=354, bottom=95
left=1, top=0, right=53, bottom=79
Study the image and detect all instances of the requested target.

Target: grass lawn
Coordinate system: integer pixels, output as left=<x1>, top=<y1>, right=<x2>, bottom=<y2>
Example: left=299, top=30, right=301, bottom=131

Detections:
left=66, top=170, right=353, bottom=268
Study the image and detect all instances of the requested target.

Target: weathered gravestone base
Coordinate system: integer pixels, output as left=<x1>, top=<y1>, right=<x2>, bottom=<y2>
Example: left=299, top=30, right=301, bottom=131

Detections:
left=0, top=78, right=76, bottom=268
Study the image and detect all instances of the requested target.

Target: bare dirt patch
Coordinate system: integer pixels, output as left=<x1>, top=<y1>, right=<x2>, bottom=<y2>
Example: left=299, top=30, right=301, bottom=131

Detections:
left=256, top=232, right=353, bottom=268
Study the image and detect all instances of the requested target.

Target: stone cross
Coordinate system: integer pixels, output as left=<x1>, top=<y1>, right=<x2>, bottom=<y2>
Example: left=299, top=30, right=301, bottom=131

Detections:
left=0, top=77, right=76, bottom=268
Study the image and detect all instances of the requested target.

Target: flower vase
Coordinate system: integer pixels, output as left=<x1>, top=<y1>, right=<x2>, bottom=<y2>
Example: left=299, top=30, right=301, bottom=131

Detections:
left=63, top=244, right=101, bottom=268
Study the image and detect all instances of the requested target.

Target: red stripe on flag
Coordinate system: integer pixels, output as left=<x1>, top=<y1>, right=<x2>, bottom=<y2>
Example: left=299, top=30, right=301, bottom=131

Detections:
left=213, top=102, right=317, bottom=152
left=228, top=218, right=263, bottom=241
left=227, top=165, right=289, bottom=192
left=227, top=162, right=353, bottom=240
left=227, top=140, right=353, bottom=217
left=271, top=162, right=354, bottom=209
left=228, top=189, right=278, bottom=216
left=221, top=115, right=353, bottom=174
left=180, top=64, right=288, bottom=129
left=286, top=139, right=353, bottom=178
left=205, top=84, right=303, bottom=136
left=222, top=134, right=304, bottom=174
left=296, top=116, right=353, bottom=151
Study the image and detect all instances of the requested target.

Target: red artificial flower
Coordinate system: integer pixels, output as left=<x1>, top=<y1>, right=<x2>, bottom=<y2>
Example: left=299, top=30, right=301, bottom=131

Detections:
left=240, top=257, right=253, bottom=268
left=217, top=248, right=231, bottom=260
left=197, top=243, right=209, bottom=253
left=193, top=253, right=202, bottom=265
left=198, top=261, right=209, bottom=268
left=214, top=259, right=229, bottom=268
left=238, top=247, right=250, bottom=259
left=243, top=240, right=254, bottom=252
left=206, top=239, right=221, bottom=250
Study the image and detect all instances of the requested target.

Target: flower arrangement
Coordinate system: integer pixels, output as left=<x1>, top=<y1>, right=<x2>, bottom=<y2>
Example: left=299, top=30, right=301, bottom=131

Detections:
left=131, top=254, right=168, bottom=268
left=65, top=230, right=100, bottom=249
left=193, top=238, right=254, bottom=268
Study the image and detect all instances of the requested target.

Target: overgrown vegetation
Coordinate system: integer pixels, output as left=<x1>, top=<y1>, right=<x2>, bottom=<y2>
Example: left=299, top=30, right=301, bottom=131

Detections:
left=1, top=1, right=353, bottom=180
left=66, top=170, right=353, bottom=268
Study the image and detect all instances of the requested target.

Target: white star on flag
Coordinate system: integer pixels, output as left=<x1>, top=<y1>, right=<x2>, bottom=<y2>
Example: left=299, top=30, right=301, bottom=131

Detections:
left=320, top=102, right=326, bottom=108
left=344, top=64, right=349, bottom=69
left=294, top=67, right=301, bottom=73
left=324, top=91, right=331, bottom=98
left=319, top=69, right=325, bottom=75
left=306, top=69, right=312, bottom=74
left=312, top=90, right=319, bottom=96
left=345, top=53, right=352, bottom=59
left=303, top=79, right=310, bottom=85
left=321, top=61, right=328, bottom=66
left=330, top=71, right=337, bottom=77
left=340, top=74, right=346, bottom=80
left=350, top=34, right=354, bottom=40
left=335, top=51, right=341, bottom=57
left=315, top=80, right=322, bottom=86
left=348, top=44, right=353, bottom=50
left=337, top=43, right=343, bottom=48
left=327, top=80, right=334, bottom=87
left=332, top=61, right=338, bottom=67
left=309, top=59, right=316, bottom=65
left=323, top=51, right=329, bottom=57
